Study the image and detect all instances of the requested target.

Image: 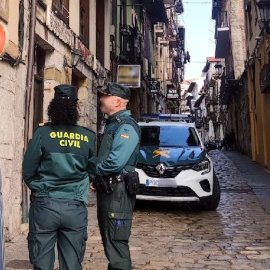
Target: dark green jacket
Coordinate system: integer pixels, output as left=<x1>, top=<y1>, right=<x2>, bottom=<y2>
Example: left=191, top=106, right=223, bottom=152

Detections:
left=97, top=110, right=140, bottom=176
left=23, top=124, right=96, bottom=203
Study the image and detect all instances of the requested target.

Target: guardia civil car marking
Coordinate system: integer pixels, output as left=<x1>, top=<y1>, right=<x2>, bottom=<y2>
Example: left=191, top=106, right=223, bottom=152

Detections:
left=136, top=121, right=221, bottom=211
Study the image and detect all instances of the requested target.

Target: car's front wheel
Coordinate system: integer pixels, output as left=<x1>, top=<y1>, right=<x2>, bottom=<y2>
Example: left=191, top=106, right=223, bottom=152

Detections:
left=202, top=174, right=220, bottom=211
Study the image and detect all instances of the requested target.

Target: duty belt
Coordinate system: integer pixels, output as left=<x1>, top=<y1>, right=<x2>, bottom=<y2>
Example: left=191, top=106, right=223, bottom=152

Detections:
left=94, top=175, right=124, bottom=194
left=93, top=171, right=139, bottom=195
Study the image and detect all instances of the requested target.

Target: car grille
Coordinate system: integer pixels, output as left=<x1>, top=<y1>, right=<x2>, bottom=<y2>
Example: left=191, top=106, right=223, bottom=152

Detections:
left=136, top=163, right=192, bottom=178
left=138, top=185, right=197, bottom=197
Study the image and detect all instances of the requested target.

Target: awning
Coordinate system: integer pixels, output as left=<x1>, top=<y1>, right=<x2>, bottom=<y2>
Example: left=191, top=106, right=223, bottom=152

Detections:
left=142, top=0, right=168, bottom=23
left=187, top=82, right=196, bottom=92
left=194, top=94, right=205, bottom=108
left=215, top=27, right=230, bottom=59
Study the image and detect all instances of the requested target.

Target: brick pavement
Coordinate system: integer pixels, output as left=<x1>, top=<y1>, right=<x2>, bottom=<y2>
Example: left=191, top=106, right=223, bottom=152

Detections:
left=5, top=150, right=270, bottom=269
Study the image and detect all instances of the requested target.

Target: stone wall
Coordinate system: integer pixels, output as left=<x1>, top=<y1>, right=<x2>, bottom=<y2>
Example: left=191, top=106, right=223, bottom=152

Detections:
left=0, top=0, right=100, bottom=240
left=0, top=59, right=28, bottom=240
left=36, top=17, right=98, bottom=132
left=230, top=0, right=246, bottom=78
left=222, top=0, right=250, bottom=156
left=0, top=0, right=30, bottom=240
left=227, top=73, right=251, bottom=157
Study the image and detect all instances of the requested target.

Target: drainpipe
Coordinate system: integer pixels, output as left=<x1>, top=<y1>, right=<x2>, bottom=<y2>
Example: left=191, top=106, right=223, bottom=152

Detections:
left=22, top=0, right=37, bottom=223
left=0, top=169, right=5, bottom=270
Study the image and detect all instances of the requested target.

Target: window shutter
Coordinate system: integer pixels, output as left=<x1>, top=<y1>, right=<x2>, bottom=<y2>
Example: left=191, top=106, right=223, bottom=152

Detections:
left=80, top=0, right=89, bottom=47
left=52, top=0, right=69, bottom=25
left=63, top=0, right=69, bottom=24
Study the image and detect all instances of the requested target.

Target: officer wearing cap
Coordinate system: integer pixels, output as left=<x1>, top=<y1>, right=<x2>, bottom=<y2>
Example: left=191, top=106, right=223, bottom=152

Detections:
left=23, top=84, right=96, bottom=270
left=91, top=83, right=141, bottom=270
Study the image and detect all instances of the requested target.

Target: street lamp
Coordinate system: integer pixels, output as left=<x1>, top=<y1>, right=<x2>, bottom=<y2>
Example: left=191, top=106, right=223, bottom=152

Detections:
left=257, top=0, right=270, bottom=34
left=214, top=62, right=223, bottom=77
left=96, top=75, right=107, bottom=88
left=64, top=49, right=82, bottom=68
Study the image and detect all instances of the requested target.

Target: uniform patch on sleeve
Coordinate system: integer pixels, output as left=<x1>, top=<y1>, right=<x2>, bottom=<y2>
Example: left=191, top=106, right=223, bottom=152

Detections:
left=121, top=134, right=130, bottom=139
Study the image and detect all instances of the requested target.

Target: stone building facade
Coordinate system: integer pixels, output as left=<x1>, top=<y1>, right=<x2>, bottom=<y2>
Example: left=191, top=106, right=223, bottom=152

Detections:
left=0, top=0, right=187, bottom=240
left=0, top=0, right=110, bottom=240
left=0, top=0, right=31, bottom=240
left=109, top=0, right=186, bottom=120
left=245, top=0, right=270, bottom=168
left=212, top=0, right=250, bottom=156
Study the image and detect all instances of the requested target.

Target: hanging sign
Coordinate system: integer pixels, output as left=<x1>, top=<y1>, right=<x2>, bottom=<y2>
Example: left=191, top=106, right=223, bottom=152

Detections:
left=167, top=89, right=179, bottom=99
left=149, top=80, right=160, bottom=94
left=117, top=65, right=141, bottom=88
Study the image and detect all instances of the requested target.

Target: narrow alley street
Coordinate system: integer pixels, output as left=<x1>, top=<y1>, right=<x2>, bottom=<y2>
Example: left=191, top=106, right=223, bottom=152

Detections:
left=5, top=150, right=270, bottom=270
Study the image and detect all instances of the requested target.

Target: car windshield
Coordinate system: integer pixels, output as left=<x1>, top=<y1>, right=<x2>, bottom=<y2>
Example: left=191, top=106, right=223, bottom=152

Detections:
left=140, top=126, right=200, bottom=147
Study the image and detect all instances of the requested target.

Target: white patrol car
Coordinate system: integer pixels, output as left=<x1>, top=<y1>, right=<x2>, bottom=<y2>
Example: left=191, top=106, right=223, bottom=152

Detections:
left=136, top=116, right=220, bottom=210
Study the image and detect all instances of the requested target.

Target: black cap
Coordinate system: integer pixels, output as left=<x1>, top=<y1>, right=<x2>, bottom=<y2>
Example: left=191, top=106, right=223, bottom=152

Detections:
left=99, top=83, right=130, bottom=100
left=54, top=84, right=78, bottom=99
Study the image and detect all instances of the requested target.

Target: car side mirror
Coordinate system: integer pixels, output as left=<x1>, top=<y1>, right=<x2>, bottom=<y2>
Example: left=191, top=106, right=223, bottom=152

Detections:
left=205, top=142, right=217, bottom=152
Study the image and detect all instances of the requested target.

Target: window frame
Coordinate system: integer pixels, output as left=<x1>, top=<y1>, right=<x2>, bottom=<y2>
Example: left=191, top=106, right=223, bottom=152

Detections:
left=79, top=0, right=90, bottom=48
left=52, top=0, right=69, bottom=25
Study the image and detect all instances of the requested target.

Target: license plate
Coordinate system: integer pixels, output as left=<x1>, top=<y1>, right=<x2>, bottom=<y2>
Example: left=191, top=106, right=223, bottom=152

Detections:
left=146, top=179, right=159, bottom=187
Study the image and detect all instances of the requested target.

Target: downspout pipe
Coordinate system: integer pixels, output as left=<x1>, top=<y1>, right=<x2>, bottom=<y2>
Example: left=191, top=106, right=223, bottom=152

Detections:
left=0, top=170, right=5, bottom=270
left=22, top=0, right=37, bottom=223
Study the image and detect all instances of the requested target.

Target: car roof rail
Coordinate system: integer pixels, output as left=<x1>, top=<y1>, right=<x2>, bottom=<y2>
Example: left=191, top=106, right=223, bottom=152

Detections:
left=140, top=114, right=194, bottom=123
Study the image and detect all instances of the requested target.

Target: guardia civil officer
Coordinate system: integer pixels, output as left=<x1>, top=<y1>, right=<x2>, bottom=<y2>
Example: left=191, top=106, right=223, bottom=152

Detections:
left=91, top=83, right=141, bottom=270
left=23, top=85, right=96, bottom=270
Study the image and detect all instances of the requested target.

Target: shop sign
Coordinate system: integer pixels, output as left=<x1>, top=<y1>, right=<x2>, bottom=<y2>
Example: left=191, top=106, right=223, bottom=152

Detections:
left=49, top=12, right=74, bottom=48
left=117, top=65, right=141, bottom=88
left=167, top=89, right=179, bottom=99
left=149, top=80, right=160, bottom=94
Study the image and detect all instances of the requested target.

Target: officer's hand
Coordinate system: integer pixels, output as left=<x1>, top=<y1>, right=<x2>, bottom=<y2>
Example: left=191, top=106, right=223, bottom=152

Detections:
left=90, top=182, right=96, bottom=191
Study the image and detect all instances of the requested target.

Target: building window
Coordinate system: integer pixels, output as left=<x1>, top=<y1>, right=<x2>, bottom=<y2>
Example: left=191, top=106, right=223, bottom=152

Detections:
left=18, top=0, right=24, bottom=52
left=0, top=0, right=9, bottom=23
left=120, top=1, right=128, bottom=53
left=247, top=10, right=253, bottom=39
left=80, top=0, right=89, bottom=47
left=52, top=0, right=69, bottom=25
left=96, top=0, right=105, bottom=65
left=33, top=46, right=46, bottom=129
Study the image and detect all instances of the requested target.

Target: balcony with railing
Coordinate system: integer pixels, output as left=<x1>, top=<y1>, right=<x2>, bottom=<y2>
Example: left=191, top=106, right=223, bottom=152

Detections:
left=220, top=71, right=243, bottom=105
left=154, top=23, right=165, bottom=38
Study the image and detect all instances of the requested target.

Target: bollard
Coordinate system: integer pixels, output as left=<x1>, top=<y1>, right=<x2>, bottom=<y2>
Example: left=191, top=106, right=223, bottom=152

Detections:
left=0, top=170, right=5, bottom=270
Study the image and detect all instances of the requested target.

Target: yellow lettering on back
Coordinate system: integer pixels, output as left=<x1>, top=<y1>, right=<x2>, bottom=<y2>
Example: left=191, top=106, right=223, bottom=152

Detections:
left=60, top=140, right=66, bottom=146
left=75, top=133, right=81, bottom=140
left=50, top=132, right=56, bottom=138
left=64, top=132, right=69, bottom=139
left=84, top=136, right=89, bottom=142
left=68, top=140, right=74, bottom=147
left=57, top=132, right=63, bottom=138
left=70, top=133, right=75, bottom=139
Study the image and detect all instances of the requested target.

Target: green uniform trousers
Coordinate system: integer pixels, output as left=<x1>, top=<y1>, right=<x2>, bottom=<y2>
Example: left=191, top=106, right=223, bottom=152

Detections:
left=97, top=181, right=136, bottom=270
left=28, top=197, right=88, bottom=270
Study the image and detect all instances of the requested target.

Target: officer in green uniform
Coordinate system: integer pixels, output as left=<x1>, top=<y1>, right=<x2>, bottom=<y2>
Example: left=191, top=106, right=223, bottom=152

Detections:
left=23, top=84, right=96, bottom=270
left=91, top=83, right=141, bottom=270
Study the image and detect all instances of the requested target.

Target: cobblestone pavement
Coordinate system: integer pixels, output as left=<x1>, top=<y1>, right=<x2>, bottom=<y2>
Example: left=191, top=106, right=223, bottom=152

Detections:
left=5, top=150, right=270, bottom=270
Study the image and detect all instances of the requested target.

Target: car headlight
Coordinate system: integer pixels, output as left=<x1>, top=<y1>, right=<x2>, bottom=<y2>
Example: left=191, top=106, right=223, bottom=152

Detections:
left=192, top=158, right=211, bottom=173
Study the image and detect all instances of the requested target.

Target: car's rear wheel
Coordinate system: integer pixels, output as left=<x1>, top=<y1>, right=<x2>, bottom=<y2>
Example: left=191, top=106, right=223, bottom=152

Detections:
left=202, top=173, right=220, bottom=211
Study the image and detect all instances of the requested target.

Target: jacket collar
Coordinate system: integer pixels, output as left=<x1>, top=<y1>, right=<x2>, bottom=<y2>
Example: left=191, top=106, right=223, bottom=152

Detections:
left=108, top=110, right=131, bottom=122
